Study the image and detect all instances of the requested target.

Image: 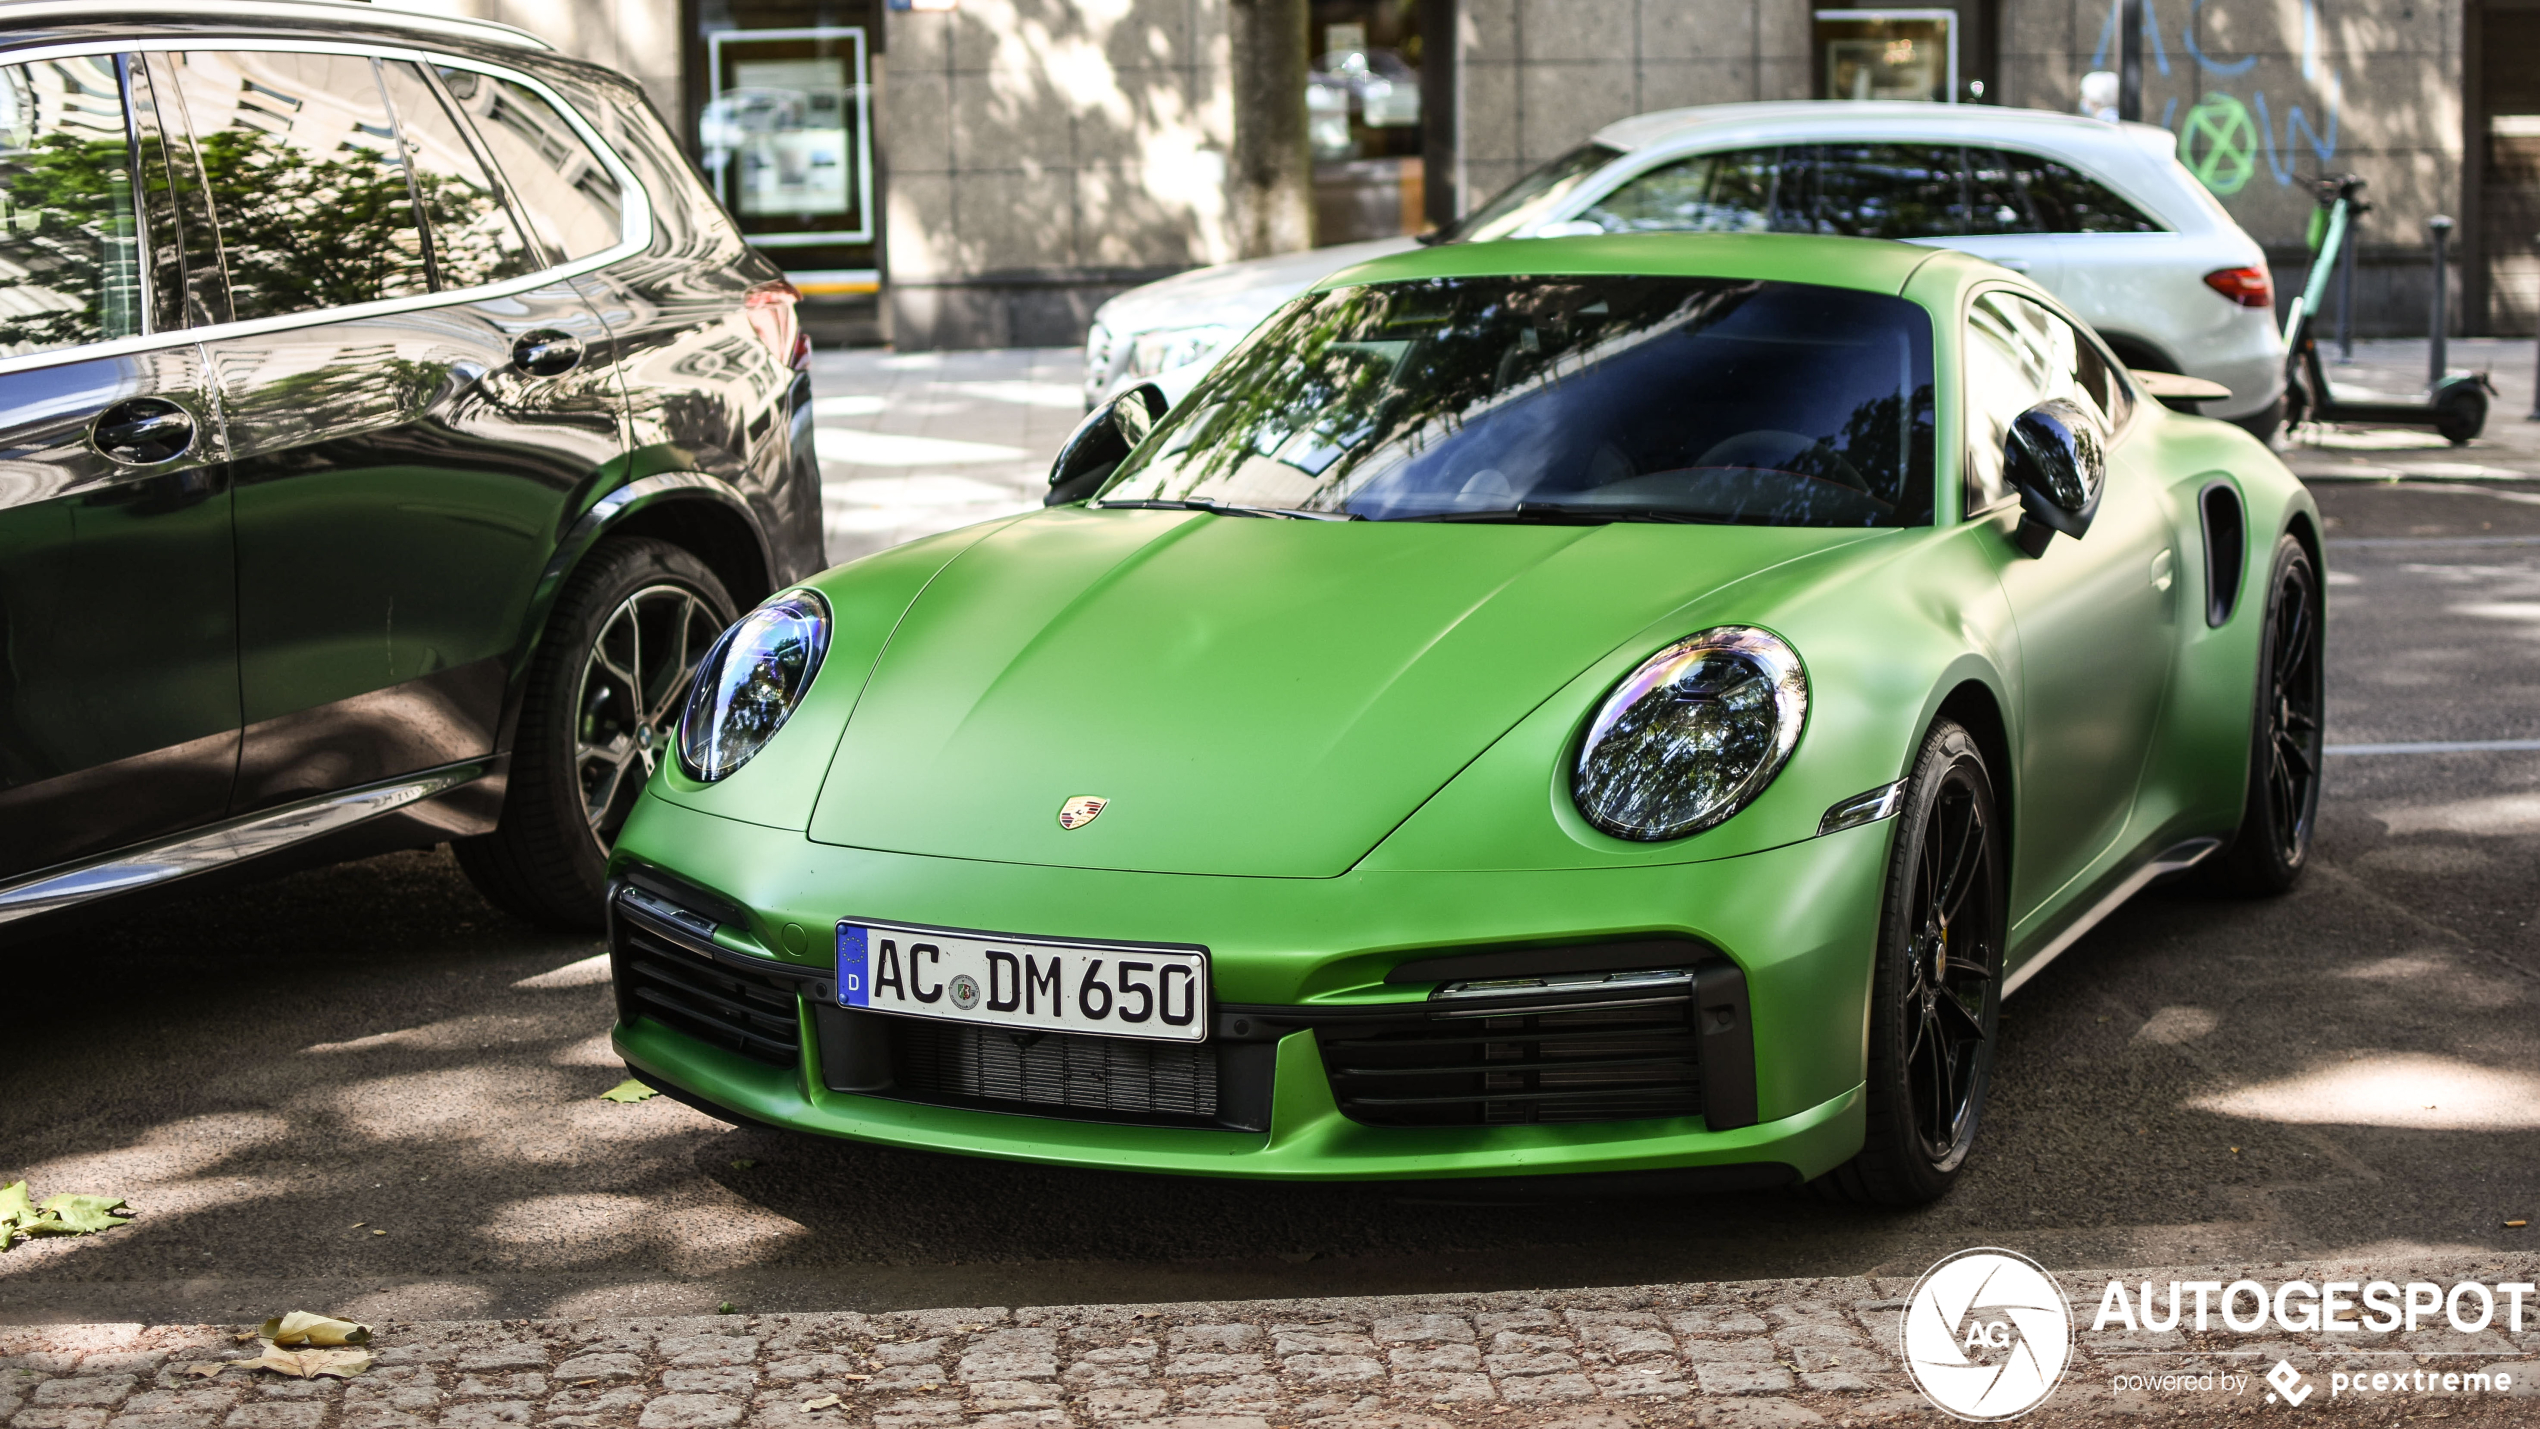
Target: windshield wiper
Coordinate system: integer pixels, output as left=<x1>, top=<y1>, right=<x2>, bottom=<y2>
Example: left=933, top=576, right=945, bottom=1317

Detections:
left=1099, top=498, right=1360, bottom=521
left=1402, top=502, right=1732, bottom=526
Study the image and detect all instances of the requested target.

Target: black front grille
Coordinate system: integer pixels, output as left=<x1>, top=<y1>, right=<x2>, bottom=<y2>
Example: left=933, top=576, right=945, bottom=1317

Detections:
left=1317, top=998, right=1703, bottom=1127
left=614, top=890, right=801, bottom=1068
left=890, top=1019, right=1220, bottom=1123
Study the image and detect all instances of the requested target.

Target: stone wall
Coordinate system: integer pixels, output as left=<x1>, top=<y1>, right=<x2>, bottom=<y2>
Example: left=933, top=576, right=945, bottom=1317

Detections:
left=417, top=0, right=684, bottom=123
left=879, top=0, right=1238, bottom=349
left=1454, top=0, right=1812, bottom=211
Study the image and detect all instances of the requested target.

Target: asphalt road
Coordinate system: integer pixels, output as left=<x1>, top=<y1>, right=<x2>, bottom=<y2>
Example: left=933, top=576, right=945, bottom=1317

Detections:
left=4, top=476, right=2537, bottom=1331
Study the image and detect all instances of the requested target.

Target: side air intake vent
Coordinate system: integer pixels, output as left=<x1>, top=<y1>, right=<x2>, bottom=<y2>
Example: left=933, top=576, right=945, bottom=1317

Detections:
left=610, top=881, right=805, bottom=1068
left=2201, top=480, right=2247, bottom=627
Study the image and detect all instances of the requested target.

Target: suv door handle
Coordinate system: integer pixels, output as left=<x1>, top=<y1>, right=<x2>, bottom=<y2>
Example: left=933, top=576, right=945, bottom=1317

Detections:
left=512, top=330, right=584, bottom=377
left=91, top=397, right=196, bottom=465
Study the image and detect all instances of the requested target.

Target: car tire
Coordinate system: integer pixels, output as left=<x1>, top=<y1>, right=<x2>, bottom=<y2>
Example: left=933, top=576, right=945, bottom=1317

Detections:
left=2206, top=535, right=2324, bottom=895
left=457, top=537, right=735, bottom=930
left=1813, top=717, right=2006, bottom=1208
left=2229, top=395, right=2285, bottom=445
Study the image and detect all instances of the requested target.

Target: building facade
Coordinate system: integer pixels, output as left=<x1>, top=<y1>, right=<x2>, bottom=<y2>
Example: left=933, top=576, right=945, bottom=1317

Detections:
left=422, top=0, right=2514, bottom=346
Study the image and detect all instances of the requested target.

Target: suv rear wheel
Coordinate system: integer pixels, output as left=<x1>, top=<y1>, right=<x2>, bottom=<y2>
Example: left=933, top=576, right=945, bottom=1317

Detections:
left=458, top=537, right=734, bottom=929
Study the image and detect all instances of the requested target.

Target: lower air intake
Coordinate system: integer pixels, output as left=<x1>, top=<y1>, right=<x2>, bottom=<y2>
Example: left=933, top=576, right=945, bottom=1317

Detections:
left=891, top=1020, right=1219, bottom=1122
left=1317, top=998, right=1702, bottom=1127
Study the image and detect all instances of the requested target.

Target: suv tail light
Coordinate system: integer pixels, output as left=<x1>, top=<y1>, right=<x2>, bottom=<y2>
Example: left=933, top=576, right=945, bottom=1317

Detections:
left=744, top=278, right=812, bottom=371
left=2203, top=266, right=2274, bottom=309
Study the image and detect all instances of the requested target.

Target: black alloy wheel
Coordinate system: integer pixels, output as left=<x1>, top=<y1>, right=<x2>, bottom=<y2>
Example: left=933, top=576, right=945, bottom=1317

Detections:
left=457, top=537, right=735, bottom=930
left=2210, top=535, right=2325, bottom=894
left=1816, top=717, right=2005, bottom=1207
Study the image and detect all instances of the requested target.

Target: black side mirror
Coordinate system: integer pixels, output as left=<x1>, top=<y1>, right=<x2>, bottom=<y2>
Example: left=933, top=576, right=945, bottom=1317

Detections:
left=1046, top=383, right=1167, bottom=506
left=2003, top=398, right=2106, bottom=557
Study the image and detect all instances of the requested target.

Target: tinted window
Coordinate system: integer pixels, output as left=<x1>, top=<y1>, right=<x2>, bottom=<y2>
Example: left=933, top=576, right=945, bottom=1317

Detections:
left=1581, top=148, right=1796, bottom=233
left=1809, top=143, right=2002, bottom=239
left=1104, top=276, right=1936, bottom=528
left=162, top=51, right=430, bottom=320
left=1438, top=142, right=1621, bottom=242
left=1998, top=150, right=2165, bottom=233
left=0, top=55, right=144, bottom=357
left=378, top=62, right=537, bottom=291
left=439, top=68, right=622, bottom=261
left=1964, top=290, right=2120, bottom=515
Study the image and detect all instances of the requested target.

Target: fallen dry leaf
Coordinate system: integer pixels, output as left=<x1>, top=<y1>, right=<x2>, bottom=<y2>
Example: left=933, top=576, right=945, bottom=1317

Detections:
left=600, top=1079, right=658, bottom=1103
left=802, top=1394, right=842, bottom=1412
left=181, top=1362, right=229, bottom=1378
left=245, top=1345, right=372, bottom=1379
left=258, top=1311, right=372, bottom=1347
left=0, top=1181, right=132, bottom=1249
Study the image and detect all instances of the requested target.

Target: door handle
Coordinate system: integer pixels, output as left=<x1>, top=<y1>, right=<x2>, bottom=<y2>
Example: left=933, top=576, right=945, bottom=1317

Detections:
left=91, top=397, right=196, bottom=465
left=512, top=330, right=584, bottom=377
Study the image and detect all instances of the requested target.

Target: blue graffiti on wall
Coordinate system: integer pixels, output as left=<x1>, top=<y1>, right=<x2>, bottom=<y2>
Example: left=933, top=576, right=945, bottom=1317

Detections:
left=2087, top=0, right=2339, bottom=196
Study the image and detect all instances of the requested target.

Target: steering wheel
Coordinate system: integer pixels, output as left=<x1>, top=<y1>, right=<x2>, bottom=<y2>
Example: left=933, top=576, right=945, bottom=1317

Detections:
left=1694, top=430, right=1871, bottom=492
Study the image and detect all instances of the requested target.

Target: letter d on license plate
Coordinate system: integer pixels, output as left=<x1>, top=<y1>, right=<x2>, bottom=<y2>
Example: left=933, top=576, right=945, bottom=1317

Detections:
left=836, top=919, right=1209, bottom=1044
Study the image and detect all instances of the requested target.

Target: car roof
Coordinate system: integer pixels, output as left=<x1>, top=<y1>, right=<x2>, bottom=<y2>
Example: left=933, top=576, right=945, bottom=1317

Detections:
left=0, top=0, right=550, bottom=50
left=1311, top=231, right=1979, bottom=300
left=1593, top=99, right=2178, bottom=165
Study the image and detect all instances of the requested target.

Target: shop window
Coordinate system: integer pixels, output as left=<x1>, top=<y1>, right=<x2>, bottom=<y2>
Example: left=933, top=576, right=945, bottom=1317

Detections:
left=1312, top=0, right=1426, bottom=245
left=1814, top=9, right=1956, bottom=103
left=686, top=0, right=878, bottom=303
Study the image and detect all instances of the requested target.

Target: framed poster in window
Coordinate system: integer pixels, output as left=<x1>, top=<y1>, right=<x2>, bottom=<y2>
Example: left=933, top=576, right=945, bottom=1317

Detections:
left=702, top=26, right=873, bottom=246
left=1814, top=10, right=1956, bottom=104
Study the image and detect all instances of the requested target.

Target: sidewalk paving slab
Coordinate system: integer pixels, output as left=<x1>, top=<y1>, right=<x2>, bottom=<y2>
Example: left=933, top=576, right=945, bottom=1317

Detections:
left=8, top=1256, right=2535, bottom=1428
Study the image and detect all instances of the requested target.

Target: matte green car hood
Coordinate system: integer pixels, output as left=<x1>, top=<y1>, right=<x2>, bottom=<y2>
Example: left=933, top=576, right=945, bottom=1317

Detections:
left=807, top=506, right=1868, bottom=877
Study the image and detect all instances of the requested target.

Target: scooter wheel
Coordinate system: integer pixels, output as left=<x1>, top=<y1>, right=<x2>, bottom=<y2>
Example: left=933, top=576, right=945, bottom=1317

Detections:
left=2435, top=383, right=2488, bottom=445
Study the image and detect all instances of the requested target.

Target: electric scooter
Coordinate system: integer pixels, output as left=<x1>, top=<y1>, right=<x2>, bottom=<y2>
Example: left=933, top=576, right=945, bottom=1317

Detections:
left=2283, top=175, right=2494, bottom=445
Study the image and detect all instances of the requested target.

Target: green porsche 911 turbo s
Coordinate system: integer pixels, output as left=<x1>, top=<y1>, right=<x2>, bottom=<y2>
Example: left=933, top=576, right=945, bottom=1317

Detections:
left=608, top=232, right=2322, bottom=1205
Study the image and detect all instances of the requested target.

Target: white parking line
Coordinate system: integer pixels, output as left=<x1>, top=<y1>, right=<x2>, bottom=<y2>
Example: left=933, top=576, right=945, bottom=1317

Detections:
left=2326, top=739, right=2540, bottom=755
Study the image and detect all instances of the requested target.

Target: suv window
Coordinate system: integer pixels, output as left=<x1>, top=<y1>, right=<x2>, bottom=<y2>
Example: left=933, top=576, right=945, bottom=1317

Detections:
left=161, top=51, right=432, bottom=320
left=1581, top=143, right=2168, bottom=240
left=2000, top=151, right=2164, bottom=233
left=0, top=55, right=145, bottom=357
left=1437, top=142, right=1622, bottom=243
left=1579, top=147, right=1793, bottom=233
left=376, top=60, right=537, bottom=290
left=438, top=68, right=623, bottom=261
left=1963, top=289, right=2123, bottom=515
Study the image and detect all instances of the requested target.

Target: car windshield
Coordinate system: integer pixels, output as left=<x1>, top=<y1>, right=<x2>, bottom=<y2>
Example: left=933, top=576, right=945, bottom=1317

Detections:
left=1430, top=143, right=1622, bottom=243
left=1098, top=275, right=1936, bottom=527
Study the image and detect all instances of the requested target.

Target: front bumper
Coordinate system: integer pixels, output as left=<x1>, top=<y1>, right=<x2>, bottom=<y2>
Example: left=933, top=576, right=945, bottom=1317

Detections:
left=607, top=791, right=1888, bottom=1184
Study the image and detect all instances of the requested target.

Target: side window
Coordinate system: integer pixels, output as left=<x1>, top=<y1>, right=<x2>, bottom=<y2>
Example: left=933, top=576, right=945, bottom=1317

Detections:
left=438, top=67, right=623, bottom=261
left=161, top=51, right=431, bottom=320
left=1963, top=291, right=2112, bottom=515
left=376, top=61, right=537, bottom=290
left=1810, top=144, right=1970, bottom=239
left=1580, top=147, right=1790, bottom=234
left=0, top=55, right=145, bottom=357
left=1996, top=151, right=2166, bottom=233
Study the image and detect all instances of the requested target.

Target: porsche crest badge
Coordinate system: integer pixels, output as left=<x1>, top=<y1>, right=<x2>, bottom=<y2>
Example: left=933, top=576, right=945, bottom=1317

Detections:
left=1057, top=795, right=1109, bottom=830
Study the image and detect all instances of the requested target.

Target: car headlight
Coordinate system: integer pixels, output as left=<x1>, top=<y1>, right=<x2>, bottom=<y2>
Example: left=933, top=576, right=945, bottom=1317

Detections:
left=1571, top=627, right=1808, bottom=841
left=1125, top=323, right=1233, bottom=380
left=676, top=589, right=830, bottom=782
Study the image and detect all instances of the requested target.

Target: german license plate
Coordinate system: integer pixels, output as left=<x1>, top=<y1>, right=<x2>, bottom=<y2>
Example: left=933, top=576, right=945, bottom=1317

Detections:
left=835, top=919, right=1209, bottom=1043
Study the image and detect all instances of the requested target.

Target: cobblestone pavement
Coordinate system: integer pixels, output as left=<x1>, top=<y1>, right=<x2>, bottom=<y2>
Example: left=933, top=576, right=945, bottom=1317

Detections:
left=6, top=1256, right=2538, bottom=1429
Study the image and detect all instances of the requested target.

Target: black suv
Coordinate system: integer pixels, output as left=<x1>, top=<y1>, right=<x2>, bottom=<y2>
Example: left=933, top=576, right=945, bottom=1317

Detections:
left=0, top=1, right=823, bottom=933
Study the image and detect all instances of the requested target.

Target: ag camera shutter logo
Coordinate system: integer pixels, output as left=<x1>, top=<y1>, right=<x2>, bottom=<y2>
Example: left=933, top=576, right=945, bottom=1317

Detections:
left=1904, top=1248, right=2074, bottom=1420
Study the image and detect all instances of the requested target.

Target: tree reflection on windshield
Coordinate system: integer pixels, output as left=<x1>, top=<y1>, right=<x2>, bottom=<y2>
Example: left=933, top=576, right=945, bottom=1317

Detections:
left=1100, top=274, right=1935, bottom=527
